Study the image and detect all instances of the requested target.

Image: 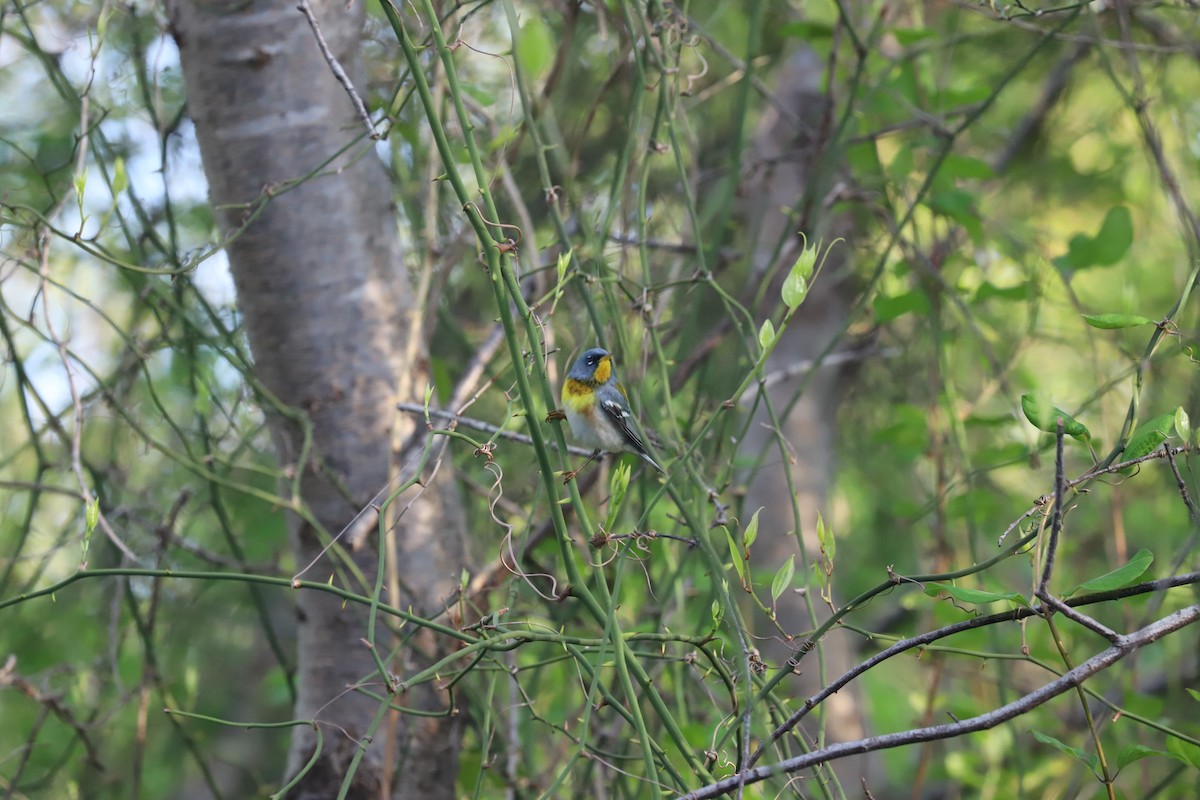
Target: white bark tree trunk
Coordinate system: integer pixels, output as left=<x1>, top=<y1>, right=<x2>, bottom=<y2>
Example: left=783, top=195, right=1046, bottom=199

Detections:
left=170, top=1, right=467, bottom=796
left=738, top=48, right=872, bottom=788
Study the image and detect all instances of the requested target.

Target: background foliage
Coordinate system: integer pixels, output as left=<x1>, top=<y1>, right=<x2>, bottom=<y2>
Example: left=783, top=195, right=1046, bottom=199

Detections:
left=1, top=0, right=1198, bottom=798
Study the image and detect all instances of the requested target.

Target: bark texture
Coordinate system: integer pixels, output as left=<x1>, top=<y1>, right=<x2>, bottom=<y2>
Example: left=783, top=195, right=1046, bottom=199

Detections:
left=738, top=48, right=873, bottom=788
left=170, top=1, right=466, bottom=796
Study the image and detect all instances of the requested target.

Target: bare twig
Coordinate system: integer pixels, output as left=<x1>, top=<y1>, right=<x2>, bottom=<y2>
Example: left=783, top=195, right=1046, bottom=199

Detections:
left=1032, top=423, right=1125, bottom=643
left=297, top=0, right=378, bottom=140
left=737, top=346, right=899, bottom=402
left=750, top=571, right=1199, bottom=767
left=689, top=604, right=1200, bottom=799
left=396, top=403, right=594, bottom=458
left=1038, top=593, right=1122, bottom=643
left=36, top=232, right=138, bottom=563
left=999, top=445, right=1191, bottom=545
left=1038, top=420, right=1067, bottom=595
left=1164, top=441, right=1200, bottom=524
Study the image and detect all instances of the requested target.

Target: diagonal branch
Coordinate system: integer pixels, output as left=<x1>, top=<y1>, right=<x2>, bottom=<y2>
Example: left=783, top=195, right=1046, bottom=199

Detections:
left=750, top=571, right=1199, bottom=766
left=685, top=604, right=1200, bottom=799
left=296, top=0, right=378, bottom=139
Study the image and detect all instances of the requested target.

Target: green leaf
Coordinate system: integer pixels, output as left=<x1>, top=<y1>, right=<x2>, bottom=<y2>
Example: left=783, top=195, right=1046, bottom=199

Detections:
left=742, top=507, right=762, bottom=551
left=874, top=288, right=930, bottom=323
left=792, top=237, right=817, bottom=280
left=112, top=156, right=128, bottom=196
left=782, top=244, right=814, bottom=309
left=890, top=27, right=937, bottom=46
left=926, top=583, right=1024, bottom=606
left=1032, top=730, right=1100, bottom=773
left=460, top=84, right=497, bottom=107
left=1120, top=433, right=1166, bottom=471
left=1116, top=744, right=1177, bottom=771
left=1081, top=313, right=1155, bottom=330
left=605, top=462, right=631, bottom=531
left=927, top=188, right=982, bottom=242
left=782, top=273, right=808, bottom=310
left=1070, top=548, right=1153, bottom=594
left=81, top=497, right=97, bottom=569
left=927, top=188, right=974, bottom=217
left=430, top=357, right=454, bottom=405
left=711, top=599, right=723, bottom=627
left=888, top=145, right=913, bottom=182
left=973, top=281, right=1030, bottom=304
left=1021, top=394, right=1091, bottom=441
left=85, top=498, right=100, bottom=534
left=515, top=16, right=553, bottom=78
left=943, top=82, right=992, bottom=106
left=194, top=378, right=212, bottom=415
left=846, top=141, right=884, bottom=182
left=1121, top=413, right=1175, bottom=467
left=812, top=512, right=834, bottom=604
left=815, top=512, right=834, bottom=562
left=771, top=555, right=795, bottom=603
left=97, top=5, right=111, bottom=40
left=940, top=153, right=995, bottom=180
left=1175, top=407, right=1191, bottom=443
left=723, top=527, right=748, bottom=589
left=758, top=319, right=776, bottom=352
left=1187, top=688, right=1200, bottom=703
left=1166, top=735, right=1200, bottom=770
left=556, top=250, right=572, bottom=285
left=1053, top=206, right=1133, bottom=272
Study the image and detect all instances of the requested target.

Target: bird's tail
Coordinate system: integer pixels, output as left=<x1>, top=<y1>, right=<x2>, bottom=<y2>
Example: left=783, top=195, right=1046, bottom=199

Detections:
left=641, top=452, right=666, bottom=475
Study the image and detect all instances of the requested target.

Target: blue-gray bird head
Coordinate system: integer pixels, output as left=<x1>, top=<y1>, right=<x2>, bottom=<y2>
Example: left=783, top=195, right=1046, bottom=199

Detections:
left=567, top=348, right=613, bottom=384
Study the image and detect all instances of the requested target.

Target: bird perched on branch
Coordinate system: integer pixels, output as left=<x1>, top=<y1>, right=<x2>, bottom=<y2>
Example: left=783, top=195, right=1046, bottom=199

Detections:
left=558, top=347, right=665, bottom=477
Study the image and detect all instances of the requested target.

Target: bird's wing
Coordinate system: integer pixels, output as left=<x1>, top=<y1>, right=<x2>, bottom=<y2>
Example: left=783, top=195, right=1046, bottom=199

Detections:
left=599, top=396, right=650, bottom=455
left=599, top=389, right=666, bottom=475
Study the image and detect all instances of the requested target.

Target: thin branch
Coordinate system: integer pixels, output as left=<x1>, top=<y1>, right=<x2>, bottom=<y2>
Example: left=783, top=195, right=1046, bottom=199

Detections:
left=297, top=0, right=378, bottom=140
left=396, top=403, right=594, bottom=458
left=686, top=604, right=1200, bottom=799
left=1034, top=421, right=1124, bottom=642
left=36, top=232, right=138, bottom=563
left=737, top=346, right=899, bottom=402
left=1164, top=443, right=1200, bottom=525
left=1037, top=593, right=1122, bottom=643
left=999, top=445, right=1192, bottom=545
left=1038, top=419, right=1067, bottom=595
left=750, top=571, right=1199, bottom=766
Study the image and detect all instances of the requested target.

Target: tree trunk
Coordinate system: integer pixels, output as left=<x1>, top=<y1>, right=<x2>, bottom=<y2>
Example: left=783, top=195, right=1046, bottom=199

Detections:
left=738, top=48, right=873, bottom=789
left=170, top=1, right=467, bottom=796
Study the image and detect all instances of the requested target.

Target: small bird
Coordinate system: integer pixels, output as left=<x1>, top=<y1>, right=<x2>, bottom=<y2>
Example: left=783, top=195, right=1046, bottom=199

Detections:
left=560, top=347, right=665, bottom=476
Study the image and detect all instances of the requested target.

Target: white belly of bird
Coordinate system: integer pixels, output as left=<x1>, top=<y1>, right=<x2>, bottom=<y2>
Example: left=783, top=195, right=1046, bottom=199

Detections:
left=565, top=406, right=628, bottom=453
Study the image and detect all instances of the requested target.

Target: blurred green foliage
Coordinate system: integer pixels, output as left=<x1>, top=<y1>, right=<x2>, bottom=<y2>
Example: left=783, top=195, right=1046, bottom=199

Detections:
left=1, top=0, right=1198, bottom=798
